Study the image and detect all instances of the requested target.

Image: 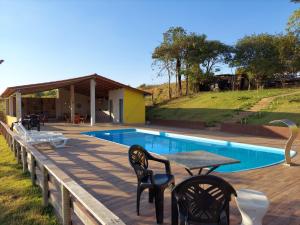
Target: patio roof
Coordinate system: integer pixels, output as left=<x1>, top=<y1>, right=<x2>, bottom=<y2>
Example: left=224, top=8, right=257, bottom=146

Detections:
left=1, top=73, right=150, bottom=98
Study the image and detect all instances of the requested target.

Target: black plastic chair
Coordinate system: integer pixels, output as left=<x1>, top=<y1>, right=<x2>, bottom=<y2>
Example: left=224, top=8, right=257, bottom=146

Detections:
left=128, top=145, right=175, bottom=224
left=172, top=175, right=237, bottom=225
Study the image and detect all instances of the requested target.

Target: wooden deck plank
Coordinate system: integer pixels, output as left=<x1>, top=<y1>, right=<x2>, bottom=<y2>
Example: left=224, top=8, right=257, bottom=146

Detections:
left=36, top=123, right=300, bottom=225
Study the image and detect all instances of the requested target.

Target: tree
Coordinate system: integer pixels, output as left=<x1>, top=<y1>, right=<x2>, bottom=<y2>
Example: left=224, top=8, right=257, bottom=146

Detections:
left=152, top=43, right=175, bottom=99
left=287, top=0, right=300, bottom=37
left=275, top=34, right=300, bottom=86
left=200, top=40, right=232, bottom=76
left=182, top=34, right=232, bottom=92
left=163, top=27, right=187, bottom=96
left=287, top=9, right=300, bottom=38
left=180, top=33, right=206, bottom=95
left=232, top=34, right=279, bottom=89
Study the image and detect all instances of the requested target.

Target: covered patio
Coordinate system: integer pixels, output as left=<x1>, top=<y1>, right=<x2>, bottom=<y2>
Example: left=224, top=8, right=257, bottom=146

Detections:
left=1, top=74, right=149, bottom=126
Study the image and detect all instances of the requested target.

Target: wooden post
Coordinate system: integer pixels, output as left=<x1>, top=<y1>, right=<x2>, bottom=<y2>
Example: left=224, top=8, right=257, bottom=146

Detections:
left=42, top=166, right=49, bottom=206
left=9, top=95, right=14, bottom=116
left=21, top=146, right=27, bottom=173
left=61, top=185, right=71, bottom=225
left=13, top=138, right=16, bottom=155
left=16, top=143, right=21, bottom=164
left=90, top=79, right=96, bottom=126
left=30, top=153, right=36, bottom=185
left=15, top=92, right=22, bottom=121
left=7, top=135, right=10, bottom=147
left=70, top=85, right=75, bottom=123
left=9, top=136, right=12, bottom=150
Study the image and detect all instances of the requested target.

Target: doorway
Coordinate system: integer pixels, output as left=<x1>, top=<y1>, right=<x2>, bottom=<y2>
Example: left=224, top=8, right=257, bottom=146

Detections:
left=119, top=99, right=123, bottom=123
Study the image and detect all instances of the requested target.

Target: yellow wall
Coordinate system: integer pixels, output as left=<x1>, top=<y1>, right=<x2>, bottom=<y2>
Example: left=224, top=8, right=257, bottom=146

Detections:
left=123, top=88, right=145, bottom=124
left=6, top=115, right=17, bottom=127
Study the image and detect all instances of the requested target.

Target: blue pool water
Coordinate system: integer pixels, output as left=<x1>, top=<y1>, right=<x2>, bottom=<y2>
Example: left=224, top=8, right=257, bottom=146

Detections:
left=82, top=128, right=295, bottom=173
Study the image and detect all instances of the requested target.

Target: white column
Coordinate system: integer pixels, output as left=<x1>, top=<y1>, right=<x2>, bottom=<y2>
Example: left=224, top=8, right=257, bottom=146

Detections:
left=16, top=92, right=22, bottom=120
left=5, top=98, right=9, bottom=115
left=90, top=79, right=96, bottom=126
left=70, top=85, right=75, bottom=123
left=9, top=95, right=14, bottom=116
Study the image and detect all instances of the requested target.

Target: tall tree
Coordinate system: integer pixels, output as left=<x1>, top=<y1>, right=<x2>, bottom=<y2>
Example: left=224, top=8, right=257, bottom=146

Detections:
left=287, top=9, right=300, bottom=38
left=287, top=0, right=300, bottom=37
left=275, top=34, right=300, bottom=86
left=152, top=43, right=175, bottom=99
left=200, top=40, right=232, bottom=76
left=183, top=34, right=232, bottom=91
left=181, top=33, right=207, bottom=94
left=163, top=27, right=187, bottom=96
left=232, top=34, right=279, bottom=89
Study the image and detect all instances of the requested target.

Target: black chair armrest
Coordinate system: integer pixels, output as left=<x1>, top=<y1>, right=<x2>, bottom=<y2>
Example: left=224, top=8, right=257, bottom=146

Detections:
left=149, top=155, right=172, bottom=174
left=145, top=169, right=155, bottom=184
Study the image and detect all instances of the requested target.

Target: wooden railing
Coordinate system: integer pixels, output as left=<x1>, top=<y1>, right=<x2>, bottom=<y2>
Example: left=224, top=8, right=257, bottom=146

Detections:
left=0, top=121, right=125, bottom=225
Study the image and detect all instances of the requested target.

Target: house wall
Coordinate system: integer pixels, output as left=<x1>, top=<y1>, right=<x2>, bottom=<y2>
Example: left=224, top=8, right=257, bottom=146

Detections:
left=108, top=88, right=145, bottom=124
left=123, top=88, right=145, bottom=124
left=108, top=89, right=124, bottom=123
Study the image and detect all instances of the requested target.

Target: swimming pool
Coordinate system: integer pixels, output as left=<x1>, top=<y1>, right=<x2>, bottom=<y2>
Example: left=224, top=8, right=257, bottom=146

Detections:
left=82, top=128, right=296, bottom=173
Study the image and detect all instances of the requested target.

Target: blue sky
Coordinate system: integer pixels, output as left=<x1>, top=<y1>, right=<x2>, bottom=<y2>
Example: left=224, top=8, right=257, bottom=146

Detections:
left=0, top=0, right=298, bottom=94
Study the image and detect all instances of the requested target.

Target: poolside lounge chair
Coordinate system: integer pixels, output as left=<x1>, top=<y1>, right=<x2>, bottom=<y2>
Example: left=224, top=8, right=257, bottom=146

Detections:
left=171, top=175, right=237, bottom=225
left=13, top=123, right=68, bottom=148
left=128, top=145, right=175, bottom=224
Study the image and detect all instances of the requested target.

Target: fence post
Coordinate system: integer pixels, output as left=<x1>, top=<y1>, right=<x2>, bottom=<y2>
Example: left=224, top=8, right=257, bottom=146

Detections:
left=30, top=153, right=36, bottom=185
left=61, top=185, right=71, bottom=225
left=13, top=138, right=16, bottom=155
left=42, top=166, right=49, bottom=206
left=16, top=142, right=21, bottom=164
left=9, top=136, right=12, bottom=150
left=21, top=146, right=28, bottom=173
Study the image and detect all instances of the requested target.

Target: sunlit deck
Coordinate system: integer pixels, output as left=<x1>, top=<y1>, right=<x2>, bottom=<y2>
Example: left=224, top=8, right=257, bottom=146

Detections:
left=38, top=123, right=300, bottom=225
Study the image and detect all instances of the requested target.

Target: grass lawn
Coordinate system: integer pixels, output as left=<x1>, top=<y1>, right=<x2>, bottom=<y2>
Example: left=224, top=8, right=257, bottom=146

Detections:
left=0, top=135, right=60, bottom=225
left=147, top=88, right=300, bottom=126
left=246, top=93, right=300, bottom=126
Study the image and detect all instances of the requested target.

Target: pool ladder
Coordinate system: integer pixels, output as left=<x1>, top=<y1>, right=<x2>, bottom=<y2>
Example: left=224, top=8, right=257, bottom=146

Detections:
left=270, top=119, right=299, bottom=166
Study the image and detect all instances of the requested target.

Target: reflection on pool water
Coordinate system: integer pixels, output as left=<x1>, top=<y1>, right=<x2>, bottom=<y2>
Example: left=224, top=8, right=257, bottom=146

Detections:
left=82, top=128, right=295, bottom=173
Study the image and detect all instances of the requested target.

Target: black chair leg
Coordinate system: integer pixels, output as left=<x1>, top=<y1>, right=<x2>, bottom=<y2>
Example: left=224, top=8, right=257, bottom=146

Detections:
left=137, top=186, right=142, bottom=215
left=171, top=191, right=178, bottom=225
left=149, top=188, right=154, bottom=203
left=226, top=205, right=230, bottom=225
left=154, top=189, right=164, bottom=224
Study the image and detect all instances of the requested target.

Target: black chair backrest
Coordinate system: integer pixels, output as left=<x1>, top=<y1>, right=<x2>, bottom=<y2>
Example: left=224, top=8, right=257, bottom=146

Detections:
left=173, top=175, right=237, bottom=224
left=30, top=115, right=40, bottom=127
left=128, top=145, right=151, bottom=182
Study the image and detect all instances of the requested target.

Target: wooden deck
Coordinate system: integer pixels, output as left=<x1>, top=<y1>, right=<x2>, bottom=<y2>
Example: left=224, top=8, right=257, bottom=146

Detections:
left=38, top=123, right=300, bottom=225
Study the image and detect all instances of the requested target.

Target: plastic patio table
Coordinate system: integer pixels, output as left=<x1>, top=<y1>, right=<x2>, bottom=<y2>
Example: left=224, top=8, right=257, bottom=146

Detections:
left=162, top=150, right=240, bottom=176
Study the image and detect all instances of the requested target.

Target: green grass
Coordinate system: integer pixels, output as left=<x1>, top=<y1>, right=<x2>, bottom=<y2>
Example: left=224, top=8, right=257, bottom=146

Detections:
left=246, top=93, right=300, bottom=126
left=147, top=88, right=300, bottom=126
left=0, top=135, right=60, bottom=225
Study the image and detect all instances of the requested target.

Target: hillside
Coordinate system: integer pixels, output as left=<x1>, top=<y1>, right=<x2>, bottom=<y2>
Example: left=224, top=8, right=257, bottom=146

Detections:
left=141, top=81, right=189, bottom=106
left=146, top=87, right=300, bottom=126
left=246, top=92, right=300, bottom=126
